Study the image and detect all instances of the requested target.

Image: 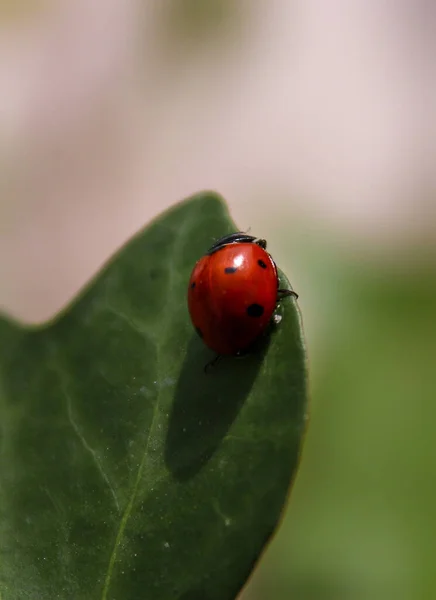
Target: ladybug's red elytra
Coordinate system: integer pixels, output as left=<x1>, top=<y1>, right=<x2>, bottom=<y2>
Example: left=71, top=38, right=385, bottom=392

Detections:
left=187, top=232, right=298, bottom=368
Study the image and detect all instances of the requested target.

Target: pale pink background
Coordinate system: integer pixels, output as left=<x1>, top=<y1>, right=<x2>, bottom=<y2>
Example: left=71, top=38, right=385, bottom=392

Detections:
left=0, top=0, right=435, bottom=323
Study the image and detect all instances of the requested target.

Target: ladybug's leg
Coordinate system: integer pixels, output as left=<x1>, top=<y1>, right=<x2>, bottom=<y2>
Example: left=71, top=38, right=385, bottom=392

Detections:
left=277, top=288, right=299, bottom=301
left=204, top=354, right=222, bottom=374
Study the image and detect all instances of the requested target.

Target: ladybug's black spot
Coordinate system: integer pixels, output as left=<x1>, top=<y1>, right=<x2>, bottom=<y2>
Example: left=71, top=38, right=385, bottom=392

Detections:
left=191, top=281, right=196, bottom=289
left=195, top=326, right=204, bottom=339
left=246, top=303, right=264, bottom=318
left=224, top=267, right=238, bottom=274
left=257, top=259, right=267, bottom=269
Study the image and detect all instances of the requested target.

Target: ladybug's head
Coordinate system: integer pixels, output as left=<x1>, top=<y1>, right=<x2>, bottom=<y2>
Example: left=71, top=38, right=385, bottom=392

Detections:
left=207, top=232, right=267, bottom=255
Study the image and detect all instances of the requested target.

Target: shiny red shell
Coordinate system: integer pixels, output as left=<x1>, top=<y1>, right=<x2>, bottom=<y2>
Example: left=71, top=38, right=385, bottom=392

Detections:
left=188, top=242, right=279, bottom=355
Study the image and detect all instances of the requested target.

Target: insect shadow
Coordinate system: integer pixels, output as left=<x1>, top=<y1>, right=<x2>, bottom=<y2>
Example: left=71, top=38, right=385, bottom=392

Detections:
left=176, top=589, right=209, bottom=600
left=164, top=330, right=271, bottom=482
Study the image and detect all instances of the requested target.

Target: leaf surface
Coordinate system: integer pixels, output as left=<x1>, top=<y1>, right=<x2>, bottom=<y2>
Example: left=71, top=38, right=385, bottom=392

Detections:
left=0, top=192, right=308, bottom=600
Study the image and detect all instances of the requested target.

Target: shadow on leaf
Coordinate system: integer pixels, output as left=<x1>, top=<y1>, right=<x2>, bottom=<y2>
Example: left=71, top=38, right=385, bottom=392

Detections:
left=177, top=590, right=210, bottom=600
left=165, top=332, right=270, bottom=481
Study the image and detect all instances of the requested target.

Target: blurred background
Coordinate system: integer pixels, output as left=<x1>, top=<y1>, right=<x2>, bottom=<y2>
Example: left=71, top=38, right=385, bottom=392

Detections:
left=1, top=1, right=435, bottom=599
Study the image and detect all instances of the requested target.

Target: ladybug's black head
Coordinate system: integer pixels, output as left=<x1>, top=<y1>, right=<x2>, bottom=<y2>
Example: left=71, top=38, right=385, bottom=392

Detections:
left=207, top=232, right=267, bottom=255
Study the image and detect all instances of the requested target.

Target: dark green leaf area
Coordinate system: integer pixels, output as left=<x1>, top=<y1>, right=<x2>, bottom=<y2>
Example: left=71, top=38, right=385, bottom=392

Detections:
left=0, top=192, right=307, bottom=600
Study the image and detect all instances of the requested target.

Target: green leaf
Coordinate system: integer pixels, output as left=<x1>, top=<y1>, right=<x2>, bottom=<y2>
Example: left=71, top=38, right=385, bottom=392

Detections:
left=0, top=192, right=308, bottom=600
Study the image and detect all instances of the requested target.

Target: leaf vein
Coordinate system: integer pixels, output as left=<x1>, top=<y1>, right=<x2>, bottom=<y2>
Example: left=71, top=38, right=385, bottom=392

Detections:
left=101, top=213, right=195, bottom=599
left=66, top=394, right=121, bottom=513
left=101, top=304, right=157, bottom=342
left=50, top=357, right=121, bottom=513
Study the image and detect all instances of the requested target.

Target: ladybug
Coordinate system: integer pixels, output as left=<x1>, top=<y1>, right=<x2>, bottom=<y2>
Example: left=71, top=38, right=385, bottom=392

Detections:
left=187, top=232, right=298, bottom=368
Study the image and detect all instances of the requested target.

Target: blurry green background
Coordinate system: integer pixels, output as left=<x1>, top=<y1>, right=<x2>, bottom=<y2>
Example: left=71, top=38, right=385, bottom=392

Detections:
left=1, top=1, right=436, bottom=599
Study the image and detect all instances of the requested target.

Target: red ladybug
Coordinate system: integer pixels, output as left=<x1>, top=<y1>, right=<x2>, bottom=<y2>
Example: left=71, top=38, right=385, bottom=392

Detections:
left=187, top=232, right=298, bottom=366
